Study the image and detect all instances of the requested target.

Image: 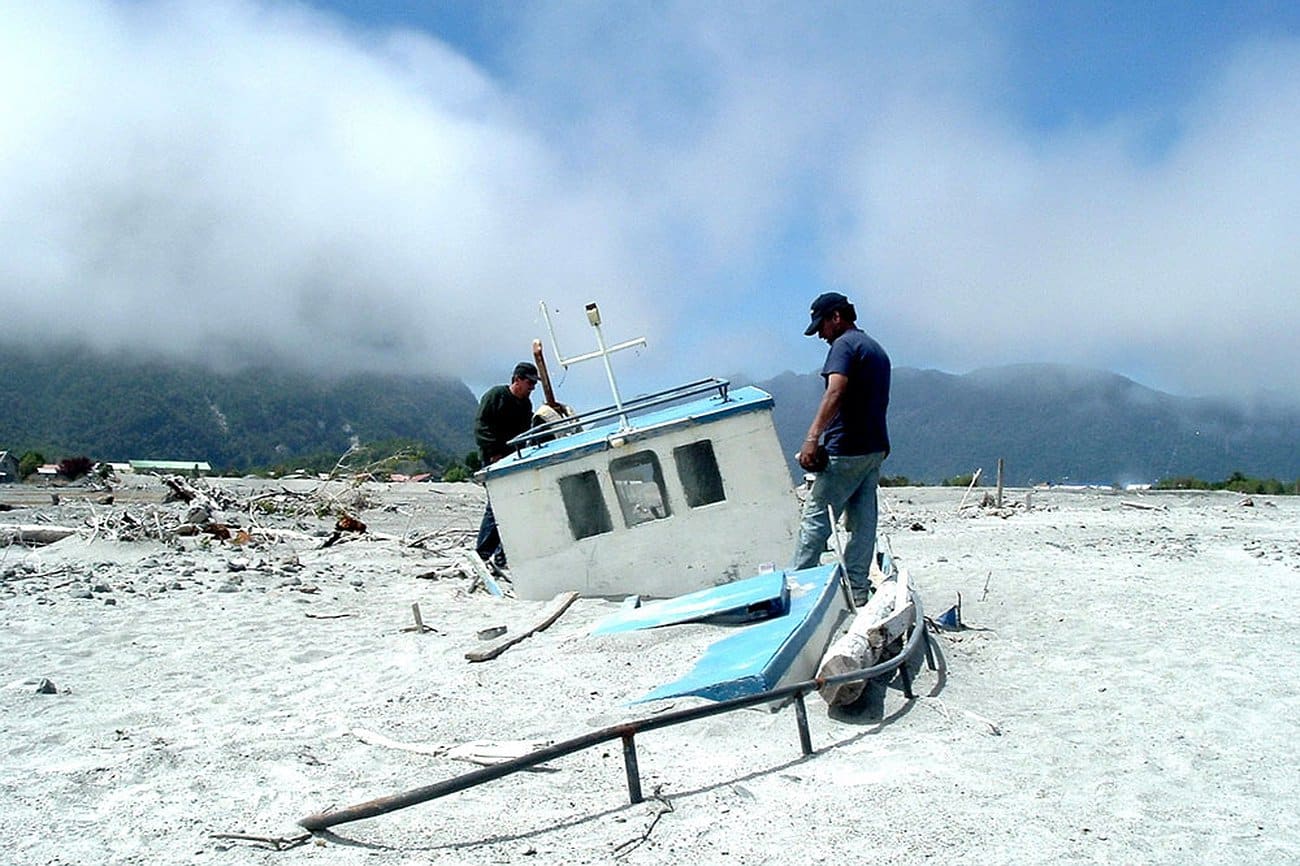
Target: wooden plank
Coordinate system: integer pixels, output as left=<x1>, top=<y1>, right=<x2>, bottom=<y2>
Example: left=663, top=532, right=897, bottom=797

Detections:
left=465, top=591, right=580, bottom=662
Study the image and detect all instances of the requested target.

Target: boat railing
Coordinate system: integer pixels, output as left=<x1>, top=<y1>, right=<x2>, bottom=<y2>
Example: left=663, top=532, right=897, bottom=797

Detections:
left=506, top=377, right=731, bottom=453
left=298, top=595, right=936, bottom=832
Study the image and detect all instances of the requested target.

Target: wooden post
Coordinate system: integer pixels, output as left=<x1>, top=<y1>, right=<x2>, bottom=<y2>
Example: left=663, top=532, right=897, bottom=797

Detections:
left=996, top=458, right=1004, bottom=508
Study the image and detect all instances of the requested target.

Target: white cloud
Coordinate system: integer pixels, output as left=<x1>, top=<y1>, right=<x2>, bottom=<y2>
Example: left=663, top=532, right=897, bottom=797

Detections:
left=830, top=36, right=1300, bottom=400
left=2, top=1, right=1297, bottom=404
left=0, top=0, right=654, bottom=389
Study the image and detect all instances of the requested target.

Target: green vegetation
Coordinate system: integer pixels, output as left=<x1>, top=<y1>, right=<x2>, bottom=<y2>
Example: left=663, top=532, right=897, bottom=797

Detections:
left=941, top=473, right=980, bottom=488
left=1155, top=471, right=1299, bottom=495
left=18, top=451, right=44, bottom=479
left=879, top=475, right=921, bottom=487
left=0, top=344, right=477, bottom=474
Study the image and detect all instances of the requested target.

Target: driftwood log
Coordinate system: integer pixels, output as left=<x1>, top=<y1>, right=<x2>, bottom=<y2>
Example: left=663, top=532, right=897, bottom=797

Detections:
left=816, top=569, right=914, bottom=706
left=465, top=591, right=580, bottom=662
left=0, top=524, right=81, bottom=546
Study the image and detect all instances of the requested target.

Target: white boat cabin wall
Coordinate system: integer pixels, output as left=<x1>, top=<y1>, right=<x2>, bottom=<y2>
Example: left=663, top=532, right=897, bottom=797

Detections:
left=483, top=380, right=798, bottom=600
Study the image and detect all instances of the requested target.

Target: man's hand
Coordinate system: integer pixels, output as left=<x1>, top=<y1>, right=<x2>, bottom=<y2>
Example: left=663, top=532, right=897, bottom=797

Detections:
left=797, top=440, right=820, bottom=471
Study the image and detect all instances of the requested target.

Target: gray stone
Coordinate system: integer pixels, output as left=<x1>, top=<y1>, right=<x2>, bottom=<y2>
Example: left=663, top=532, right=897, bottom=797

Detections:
left=35, top=678, right=57, bottom=694
left=70, top=589, right=94, bottom=599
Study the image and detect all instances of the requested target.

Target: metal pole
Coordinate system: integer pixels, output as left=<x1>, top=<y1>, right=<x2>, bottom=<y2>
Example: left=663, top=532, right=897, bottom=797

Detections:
left=793, top=692, right=814, bottom=756
left=622, top=733, right=643, bottom=804
left=591, top=319, right=630, bottom=430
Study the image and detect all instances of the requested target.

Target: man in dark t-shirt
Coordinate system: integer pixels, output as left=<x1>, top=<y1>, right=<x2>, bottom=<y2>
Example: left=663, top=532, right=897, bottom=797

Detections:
left=791, top=292, right=891, bottom=605
left=474, top=361, right=539, bottom=567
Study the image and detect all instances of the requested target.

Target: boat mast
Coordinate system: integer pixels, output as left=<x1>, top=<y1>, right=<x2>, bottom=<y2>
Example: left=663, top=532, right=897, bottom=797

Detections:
left=540, top=301, right=646, bottom=430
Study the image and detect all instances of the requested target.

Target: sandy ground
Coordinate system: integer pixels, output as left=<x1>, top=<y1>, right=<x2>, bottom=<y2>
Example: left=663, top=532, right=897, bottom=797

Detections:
left=2, top=477, right=1298, bottom=865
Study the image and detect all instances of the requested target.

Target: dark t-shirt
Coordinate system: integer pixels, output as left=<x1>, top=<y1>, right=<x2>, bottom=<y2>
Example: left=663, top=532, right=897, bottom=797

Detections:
left=474, top=384, right=534, bottom=462
left=821, top=327, right=891, bottom=457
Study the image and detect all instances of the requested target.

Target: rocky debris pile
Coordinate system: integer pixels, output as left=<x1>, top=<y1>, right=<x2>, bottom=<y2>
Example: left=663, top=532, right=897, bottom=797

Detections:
left=0, top=477, right=497, bottom=603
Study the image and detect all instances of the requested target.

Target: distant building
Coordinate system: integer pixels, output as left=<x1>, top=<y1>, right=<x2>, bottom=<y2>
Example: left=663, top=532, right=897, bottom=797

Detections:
left=128, top=460, right=213, bottom=475
left=0, top=451, right=19, bottom=483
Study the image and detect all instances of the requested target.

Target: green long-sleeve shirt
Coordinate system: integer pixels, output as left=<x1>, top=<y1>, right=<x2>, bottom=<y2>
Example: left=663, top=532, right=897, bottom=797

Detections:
left=474, top=385, right=533, bottom=462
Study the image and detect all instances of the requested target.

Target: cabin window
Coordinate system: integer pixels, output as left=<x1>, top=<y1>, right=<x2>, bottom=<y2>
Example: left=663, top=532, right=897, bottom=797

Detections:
left=673, top=440, right=726, bottom=507
left=609, top=451, right=671, bottom=528
left=558, top=470, right=613, bottom=540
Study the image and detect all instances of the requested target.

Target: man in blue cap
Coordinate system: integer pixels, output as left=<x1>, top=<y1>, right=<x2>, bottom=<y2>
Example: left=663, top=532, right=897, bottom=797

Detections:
left=791, top=292, right=891, bottom=605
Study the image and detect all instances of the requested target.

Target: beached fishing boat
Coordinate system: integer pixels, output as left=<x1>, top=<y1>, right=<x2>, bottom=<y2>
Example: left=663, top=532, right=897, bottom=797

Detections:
left=481, top=303, right=799, bottom=601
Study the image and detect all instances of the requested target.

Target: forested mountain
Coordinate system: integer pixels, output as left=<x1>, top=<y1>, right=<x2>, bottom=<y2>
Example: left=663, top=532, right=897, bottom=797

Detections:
left=754, top=364, right=1300, bottom=486
left=0, top=344, right=477, bottom=472
left=5, top=344, right=1295, bottom=485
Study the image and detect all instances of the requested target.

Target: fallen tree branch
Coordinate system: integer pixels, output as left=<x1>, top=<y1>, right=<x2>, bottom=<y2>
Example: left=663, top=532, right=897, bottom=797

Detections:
left=0, top=524, right=81, bottom=546
left=350, top=728, right=448, bottom=757
left=209, top=831, right=311, bottom=851
left=613, top=787, right=674, bottom=858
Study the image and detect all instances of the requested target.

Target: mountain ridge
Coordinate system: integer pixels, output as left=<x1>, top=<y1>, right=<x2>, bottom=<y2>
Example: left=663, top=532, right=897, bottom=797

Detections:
left=751, top=363, right=1300, bottom=486
left=2, top=344, right=1295, bottom=484
left=0, top=343, right=477, bottom=471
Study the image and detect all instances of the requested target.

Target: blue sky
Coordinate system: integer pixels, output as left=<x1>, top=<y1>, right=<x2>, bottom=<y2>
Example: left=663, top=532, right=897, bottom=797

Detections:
left=3, top=1, right=1298, bottom=408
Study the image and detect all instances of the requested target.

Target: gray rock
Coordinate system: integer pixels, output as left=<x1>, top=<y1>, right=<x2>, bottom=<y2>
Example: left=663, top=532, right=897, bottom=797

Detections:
left=35, top=678, right=57, bottom=694
left=70, top=588, right=94, bottom=599
left=216, top=583, right=240, bottom=593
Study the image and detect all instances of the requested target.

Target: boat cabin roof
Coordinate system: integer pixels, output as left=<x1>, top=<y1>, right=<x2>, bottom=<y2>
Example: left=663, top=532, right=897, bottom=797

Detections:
left=485, top=378, right=774, bottom=479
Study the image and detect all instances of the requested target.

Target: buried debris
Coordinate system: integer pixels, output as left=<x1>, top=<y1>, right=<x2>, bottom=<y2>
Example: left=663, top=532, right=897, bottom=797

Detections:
left=928, top=592, right=964, bottom=631
left=297, top=594, right=934, bottom=833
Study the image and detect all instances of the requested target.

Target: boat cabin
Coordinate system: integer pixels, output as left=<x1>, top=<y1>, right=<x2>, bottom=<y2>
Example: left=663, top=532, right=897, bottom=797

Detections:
left=483, top=378, right=799, bottom=600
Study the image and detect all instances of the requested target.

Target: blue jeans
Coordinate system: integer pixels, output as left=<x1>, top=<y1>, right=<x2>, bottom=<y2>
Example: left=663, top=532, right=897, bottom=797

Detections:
left=476, top=497, right=503, bottom=562
left=790, top=451, right=885, bottom=595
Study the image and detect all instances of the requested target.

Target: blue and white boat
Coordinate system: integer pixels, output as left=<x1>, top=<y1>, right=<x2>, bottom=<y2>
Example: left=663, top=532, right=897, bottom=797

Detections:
left=483, top=377, right=800, bottom=600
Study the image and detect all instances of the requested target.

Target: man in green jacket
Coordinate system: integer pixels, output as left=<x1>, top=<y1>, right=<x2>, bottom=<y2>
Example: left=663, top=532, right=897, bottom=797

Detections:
left=474, top=361, right=539, bottom=568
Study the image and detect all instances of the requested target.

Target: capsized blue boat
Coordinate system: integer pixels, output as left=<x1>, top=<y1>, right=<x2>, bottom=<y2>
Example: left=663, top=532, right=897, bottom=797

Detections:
left=588, top=569, right=789, bottom=636
left=634, top=563, right=852, bottom=704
